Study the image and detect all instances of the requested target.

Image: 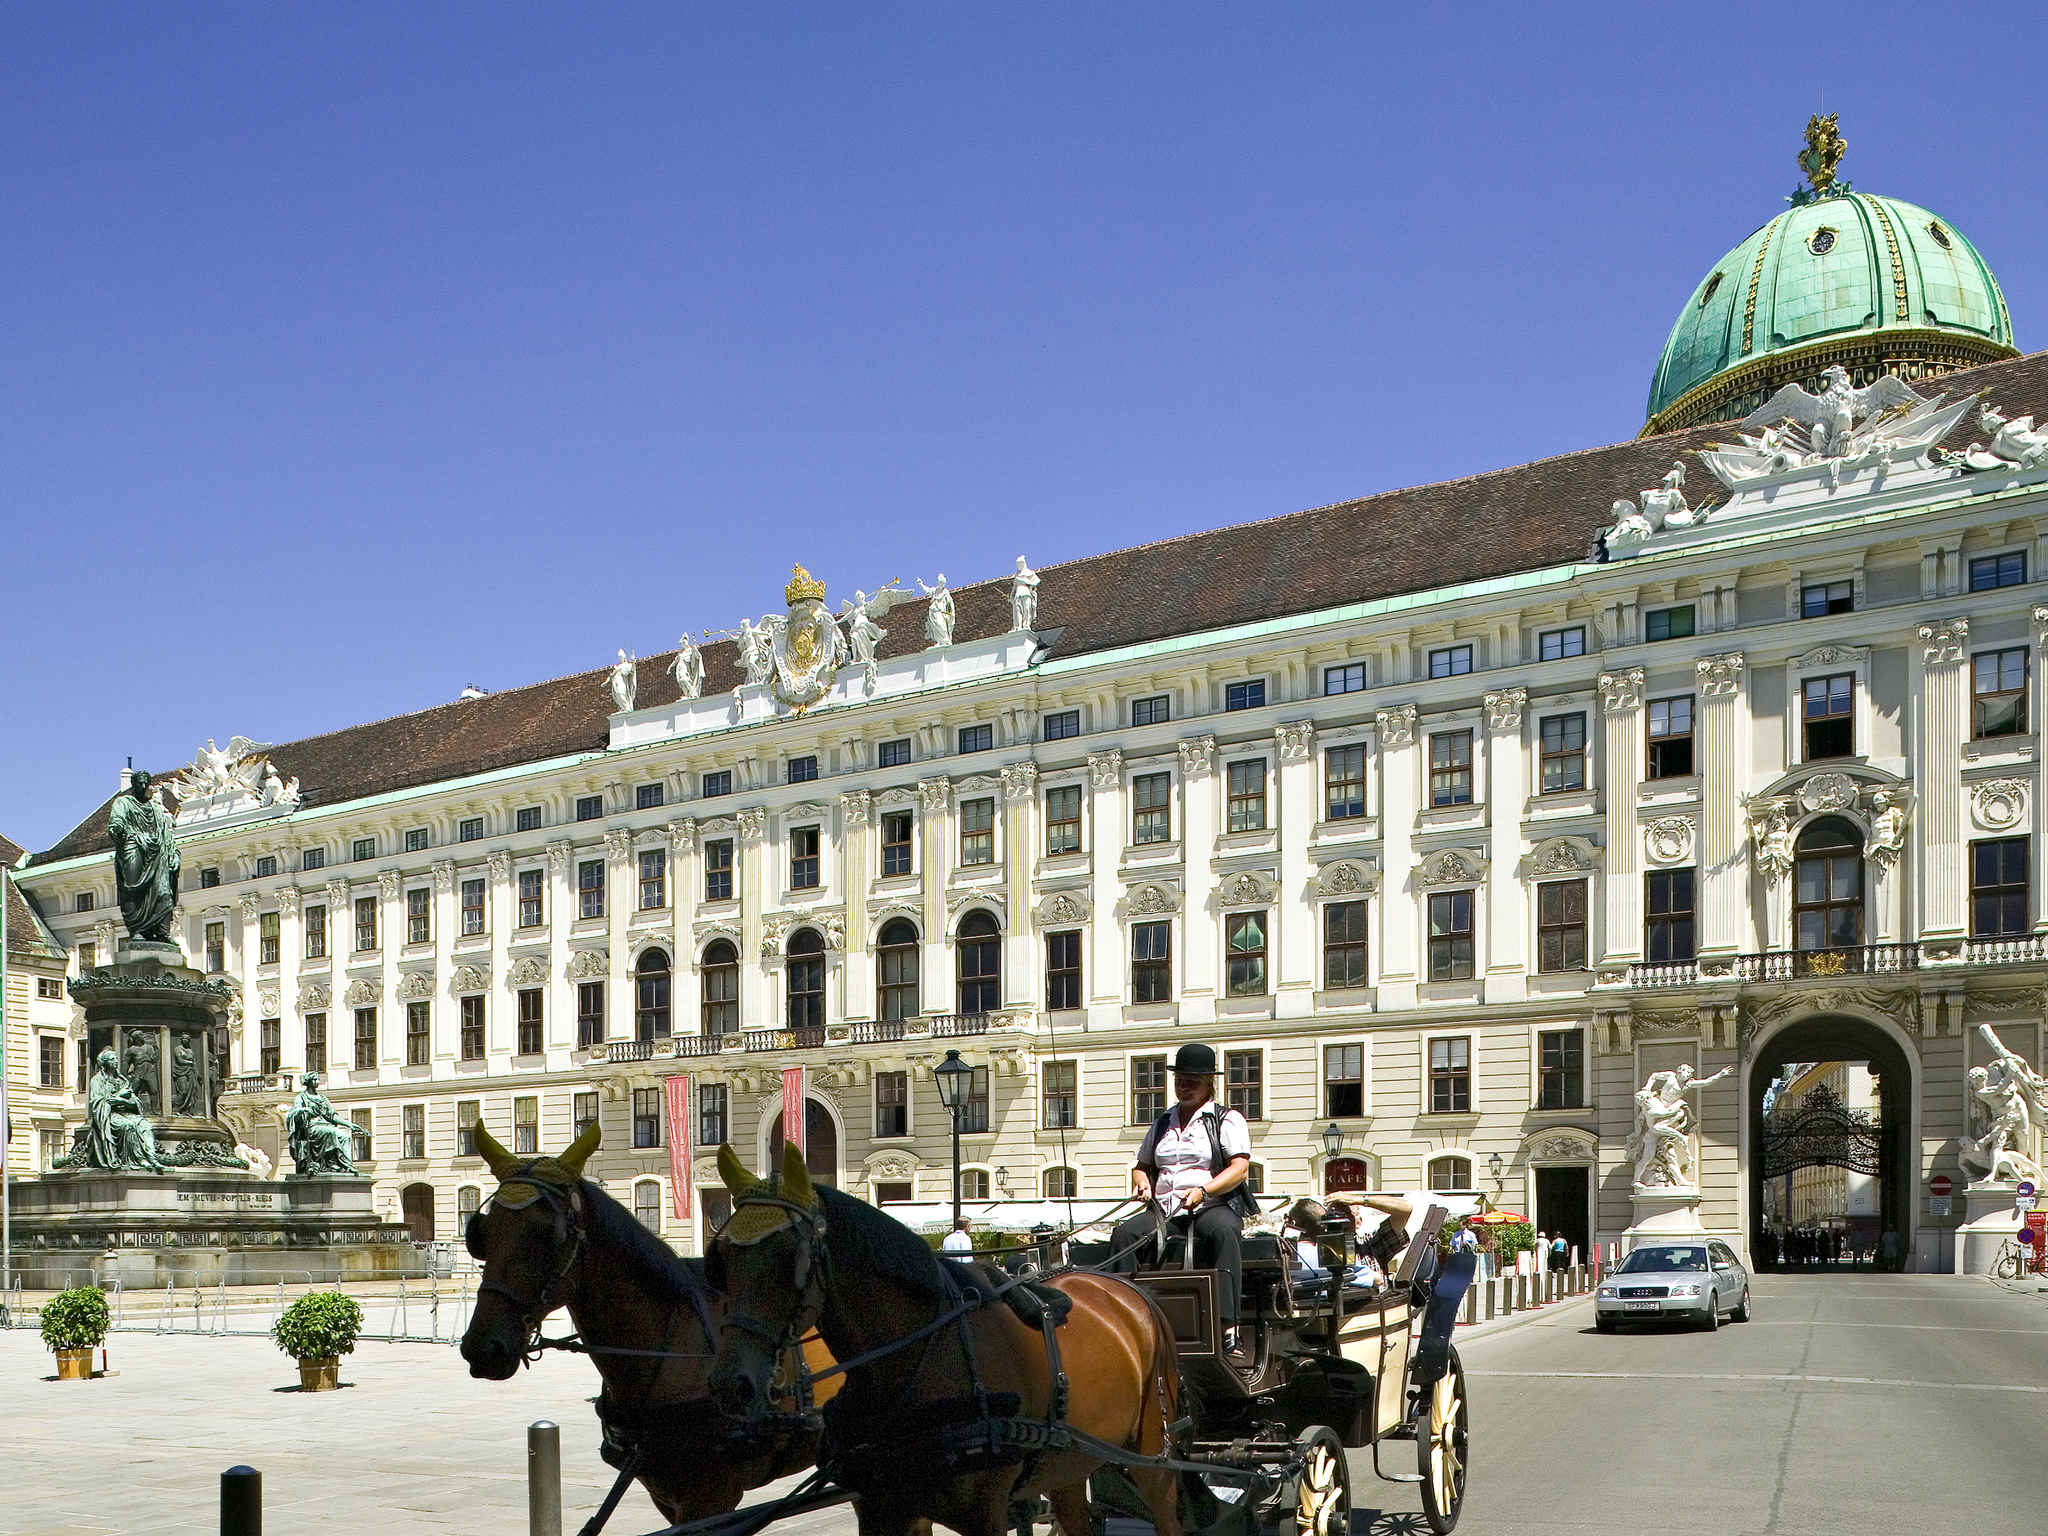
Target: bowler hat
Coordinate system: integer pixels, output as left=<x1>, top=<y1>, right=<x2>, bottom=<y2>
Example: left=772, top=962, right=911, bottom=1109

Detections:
left=1171, top=1042, right=1217, bottom=1077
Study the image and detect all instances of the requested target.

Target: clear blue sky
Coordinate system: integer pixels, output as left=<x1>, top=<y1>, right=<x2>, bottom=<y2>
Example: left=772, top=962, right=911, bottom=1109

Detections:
left=6, top=4, right=2043, bottom=854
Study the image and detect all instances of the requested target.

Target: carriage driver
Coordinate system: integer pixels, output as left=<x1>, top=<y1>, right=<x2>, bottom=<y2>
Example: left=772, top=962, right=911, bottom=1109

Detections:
left=1109, top=1041, right=1257, bottom=1345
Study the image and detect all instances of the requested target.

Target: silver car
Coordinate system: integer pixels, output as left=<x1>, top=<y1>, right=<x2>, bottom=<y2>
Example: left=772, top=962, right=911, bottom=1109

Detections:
left=1594, top=1240, right=1751, bottom=1331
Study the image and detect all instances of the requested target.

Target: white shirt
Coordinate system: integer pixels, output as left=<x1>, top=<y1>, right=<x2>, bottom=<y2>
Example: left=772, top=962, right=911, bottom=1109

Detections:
left=1136, top=1097, right=1252, bottom=1208
left=941, top=1229, right=975, bottom=1255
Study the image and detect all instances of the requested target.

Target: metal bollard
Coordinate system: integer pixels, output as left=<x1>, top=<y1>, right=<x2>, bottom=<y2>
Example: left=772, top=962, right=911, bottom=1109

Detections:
left=529, top=1420, right=563, bottom=1536
left=1484, top=1276, right=1496, bottom=1320
left=221, top=1465, right=261, bottom=1536
left=1462, top=1283, right=1478, bottom=1327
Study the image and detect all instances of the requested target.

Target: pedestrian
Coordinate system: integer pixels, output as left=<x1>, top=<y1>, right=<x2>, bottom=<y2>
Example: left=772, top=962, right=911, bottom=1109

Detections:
left=1534, top=1231, right=1549, bottom=1272
left=1879, top=1227, right=1902, bottom=1273
left=1551, top=1232, right=1569, bottom=1270
left=941, top=1216, right=975, bottom=1256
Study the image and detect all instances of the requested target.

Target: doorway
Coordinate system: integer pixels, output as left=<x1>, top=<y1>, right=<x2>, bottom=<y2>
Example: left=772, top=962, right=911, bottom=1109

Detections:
left=400, top=1182, right=436, bottom=1243
left=767, top=1099, right=839, bottom=1186
left=1534, top=1166, right=1589, bottom=1262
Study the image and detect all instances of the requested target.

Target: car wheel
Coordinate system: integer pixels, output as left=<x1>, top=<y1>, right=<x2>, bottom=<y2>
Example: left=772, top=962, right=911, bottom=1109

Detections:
left=1700, top=1293, right=1719, bottom=1331
left=1732, top=1288, right=1751, bottom=1323
left=1595, top=1315, right=1616, bottom=1333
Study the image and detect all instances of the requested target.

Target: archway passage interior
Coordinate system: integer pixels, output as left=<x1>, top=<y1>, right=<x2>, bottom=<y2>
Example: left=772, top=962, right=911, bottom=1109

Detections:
left=1750, top=1016, right=1912, bottom=1272
left=767, top=1099, right=839, bottom=1186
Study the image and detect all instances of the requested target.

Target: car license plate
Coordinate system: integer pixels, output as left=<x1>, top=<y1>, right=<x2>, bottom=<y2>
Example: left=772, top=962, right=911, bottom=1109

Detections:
left=1623, top=1301, right=1661, bottom=1313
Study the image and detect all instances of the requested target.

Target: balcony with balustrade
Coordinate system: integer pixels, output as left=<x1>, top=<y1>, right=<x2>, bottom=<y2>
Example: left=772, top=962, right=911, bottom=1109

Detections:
left=583, top=1010, right=1025, bottom=1066
left=1620, top=935, right=2048, bottom=991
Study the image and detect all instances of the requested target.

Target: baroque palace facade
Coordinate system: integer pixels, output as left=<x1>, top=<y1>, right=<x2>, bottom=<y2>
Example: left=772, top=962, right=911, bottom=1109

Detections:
left=10, top=129, right=2048, bottom=1268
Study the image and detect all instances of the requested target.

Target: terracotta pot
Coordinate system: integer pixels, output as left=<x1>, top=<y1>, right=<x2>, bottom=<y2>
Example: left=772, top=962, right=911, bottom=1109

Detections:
left=55, top=1348, right=95, bottom=1381
left=298, top=1356, right=341, bottom=1392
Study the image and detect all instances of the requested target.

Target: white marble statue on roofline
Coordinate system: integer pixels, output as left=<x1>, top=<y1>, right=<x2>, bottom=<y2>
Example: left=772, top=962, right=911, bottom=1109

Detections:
left=1698, top=365, right=1976, bottom=490
left=837, top=580, right=909, bottom=695
left=672, top=634, right=705, bottom=701
left=1010, top=556, right=1039, bottom=632
left=1960, top=1023, right=2048, bottom=1187
left=1628, top=1063, right=1733, bottom=1189
left=918, top=573, right=954, bottom=648
left=607, top=648, right=637, bottom=713
left=1602, top=461, right=1702, bottom=554
left=166, top=735, right=300, bottom=820
left=729, top=615, right=775, bottom=691
left=1962, top=405, right=2048, bottom=474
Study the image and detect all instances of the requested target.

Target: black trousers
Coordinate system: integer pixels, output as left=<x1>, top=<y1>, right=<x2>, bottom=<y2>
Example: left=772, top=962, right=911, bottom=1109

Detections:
left=1108, top=1202, right=1244, bottom=1325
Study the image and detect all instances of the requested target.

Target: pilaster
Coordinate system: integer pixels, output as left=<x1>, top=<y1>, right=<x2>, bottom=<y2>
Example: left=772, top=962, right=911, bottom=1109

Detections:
left=1001, top=765, right=1038, bottom=1008
left=1597, top=670, right=1645, bottom=974
left=276, top=885, right=302, bottom=1032
left=547, top=841, right=572, bottom=1048
left=376, top=869, right=401, bottom=1064
left=1272, top=722, right=1317, bottom=1010
left=2034, top=606, right=2048, bottom=935
left=1179, top=736, right=1218, bottom=1011
left=1695, top=654, right=1748, bottom=955
left=840, top=792, right=873, bottom=1019
left=667, top=820, right=697, bottom=1029
left=916, top=780, right=950, bottom=1012
left=1375, top=706, right=1419, bottom=997
left=601, top=829, right=632, bottom=1040
left=1916, top=618, right=1971, bottom=940
left=487, top=851, right=514, bottom=1055
left=736, top=808, right=768, bottom=1030
left=1482, top=689, right=1526, bottom=996
left=1086, top=752, right=1123, bottom=1007
left=430, top=859, right=456, bottom=1046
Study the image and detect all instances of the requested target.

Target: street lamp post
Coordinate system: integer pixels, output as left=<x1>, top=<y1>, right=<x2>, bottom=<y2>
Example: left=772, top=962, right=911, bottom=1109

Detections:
left=932, top=1049, right=973, bottom=1228
left=1320, top=1122, right=1344, bottom=1195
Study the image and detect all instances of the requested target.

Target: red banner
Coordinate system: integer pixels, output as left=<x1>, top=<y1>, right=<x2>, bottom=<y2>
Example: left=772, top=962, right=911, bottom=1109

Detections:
left=782, top=1066, right=807, bottom=1157
left=664, top=1074, right=692, bottom=1218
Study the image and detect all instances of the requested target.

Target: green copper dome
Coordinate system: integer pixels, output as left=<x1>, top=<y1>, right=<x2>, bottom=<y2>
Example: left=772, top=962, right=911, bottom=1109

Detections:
left=1643, top=191, right=2016, bottom=434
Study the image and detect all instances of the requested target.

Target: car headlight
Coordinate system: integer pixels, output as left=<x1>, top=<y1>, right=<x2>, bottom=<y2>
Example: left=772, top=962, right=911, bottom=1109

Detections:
left=1596, top=1286, right=1616, bottom=1298
left=1667, top=1283, right=1702, bottom=1297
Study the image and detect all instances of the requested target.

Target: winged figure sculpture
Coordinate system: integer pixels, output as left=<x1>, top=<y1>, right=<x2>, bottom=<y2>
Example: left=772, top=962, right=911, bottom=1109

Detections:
left=1698, top=365, right=1976, bottom=489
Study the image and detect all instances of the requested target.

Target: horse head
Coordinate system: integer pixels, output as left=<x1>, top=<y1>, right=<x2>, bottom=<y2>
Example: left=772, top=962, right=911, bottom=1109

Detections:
left=707, top=1142, right=825, bottom=1423
left=457, top=1118, right=600, bottom=1379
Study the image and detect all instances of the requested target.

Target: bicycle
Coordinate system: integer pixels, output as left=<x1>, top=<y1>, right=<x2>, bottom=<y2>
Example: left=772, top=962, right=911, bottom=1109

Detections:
left=1990, top=1237, right=2029, bottom=1280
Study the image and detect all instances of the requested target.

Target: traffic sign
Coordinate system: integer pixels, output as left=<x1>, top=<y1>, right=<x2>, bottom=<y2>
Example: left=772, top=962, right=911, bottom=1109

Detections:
left=2019, top=1180, right=2038, bottom=1201
left=1930, top=1175, right=1953, bottom=1198
left=2020, top=1226, right=2036, bottom=1246
left=1929, top=1196, right=1951, bottom=1217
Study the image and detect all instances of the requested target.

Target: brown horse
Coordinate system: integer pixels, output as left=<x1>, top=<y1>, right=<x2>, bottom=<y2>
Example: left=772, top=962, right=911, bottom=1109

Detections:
left=707, top=1143, right=1188, bottom=1536
left=457, top=1121, right=837, bottom=1527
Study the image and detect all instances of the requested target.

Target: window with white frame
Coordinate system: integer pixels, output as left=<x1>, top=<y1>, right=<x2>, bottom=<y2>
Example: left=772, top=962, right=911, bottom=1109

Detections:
left=1225, top=679, right=1265, bottom=712
left=1323, top=1043, right=1365, bottom=1118
left=1429, top=645, right=1473, bottom=678
left=1539, top=626, right=1585, bottom=660
left=1045, top=785, right=1082, bottom=854
left=1325, top=661, right=1366, bottom=696
left=1428, top=1037, right=1471, bottom=1113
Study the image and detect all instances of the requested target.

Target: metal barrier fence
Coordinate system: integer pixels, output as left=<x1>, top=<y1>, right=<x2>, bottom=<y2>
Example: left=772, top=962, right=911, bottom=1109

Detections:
left=2, top=1269, right=482, bottom=1347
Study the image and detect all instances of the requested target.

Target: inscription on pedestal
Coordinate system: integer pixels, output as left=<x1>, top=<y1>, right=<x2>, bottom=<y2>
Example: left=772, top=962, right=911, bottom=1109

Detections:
left=175, top=1189, right=282, bottom=1210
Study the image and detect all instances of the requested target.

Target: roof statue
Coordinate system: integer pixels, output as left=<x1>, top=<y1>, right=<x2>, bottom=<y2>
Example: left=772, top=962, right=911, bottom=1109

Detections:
left=1698, top=365, right=1976, bottom=490
left=837, top=579, right=909, bottom=695
left=607, top=649, right=637, bottom=713
left=1010, top=556, right=1039, bottom=633
left=1962, top=405, right=2048, bottom=474
left=1600, top=461, right=1703, bottom=555
left=165, top=735, right=302, bottom=824
left=919, top=573, right=955, bottom=648
left=107, top=769, right=182, bottom=941
left=672, top=633, right=705, bottom=700
left=1788, top=112, right=1849, bottom=206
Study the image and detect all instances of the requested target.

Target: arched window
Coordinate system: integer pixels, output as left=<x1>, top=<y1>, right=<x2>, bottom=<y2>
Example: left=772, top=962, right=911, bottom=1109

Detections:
left=633, top=1179, right=662, bottom=1231
left=1427, top=1155, right=1472, bottom=1192
left=701, top=939, right=738, bottom=1035
left=877, top=918, right=920, bottom=1022
left=456, top=1185, right=482, bottom=1224
left=956, top=910, right=1001, bottom=1015
left=960, top=1167, right=991, bottom=1200
left=636, top=948, right=671, bottom=1041
left=787, top=928, right=825, bottom=1030
left=1042, top=1165, right=1078, bottom=1199
left=1794, top=817, right=1864, bottom=952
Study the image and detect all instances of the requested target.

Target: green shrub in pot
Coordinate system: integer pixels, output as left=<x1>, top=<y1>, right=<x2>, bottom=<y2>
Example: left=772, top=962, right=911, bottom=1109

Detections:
left=272, top=1291, right=363, bottom=1361
left=39, top=1287, right=111, bottom=1353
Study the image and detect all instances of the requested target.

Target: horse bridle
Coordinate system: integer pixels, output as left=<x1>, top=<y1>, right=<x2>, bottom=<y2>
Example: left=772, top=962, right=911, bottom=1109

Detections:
left=714, top=1191, right=829, bottom=1376
left=471, top=1166, right=588, bottom=1358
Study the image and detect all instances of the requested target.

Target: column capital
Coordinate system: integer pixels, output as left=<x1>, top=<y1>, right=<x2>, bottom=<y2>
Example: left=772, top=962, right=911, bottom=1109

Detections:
left=1597, top=668, right=1646, bottom=713
left=1373, top=704, right=1417, bottom=747
left=277, top=885, right=301, bottom=916
left=1086, top=751, right=1123, bottom=790
left=547, top=839, right=572, bottom=873
left=1001, top=762, right=1039, bottom=801
left=1481, top=688, right=1526, bottom=732
left=488, top=849, right=513, bottom=882
left=1695, top=652, right=1746, bottom=698
left=916, top=778, right=953, bottom=813
left=839, top=789, right=873, bottom=827
left=1273, top=720, right=1317, bottom=760
left=376, top=870, right=401, bottom=901
left=323, top=878, right=350, bottom=909
left=735, top=807, right=769, bottom=841
left=1919, top=616, right=1970, bottom=665
left=666, top=818, right=698, bottom=852
left=1176, top=737, right=1215, bottom=777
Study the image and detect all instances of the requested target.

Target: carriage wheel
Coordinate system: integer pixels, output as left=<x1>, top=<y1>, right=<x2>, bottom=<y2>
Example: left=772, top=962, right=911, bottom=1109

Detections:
left=1290, top=1426, right=1349, bottom=1536
left=1416, top=1345, right=1468, bottom=1534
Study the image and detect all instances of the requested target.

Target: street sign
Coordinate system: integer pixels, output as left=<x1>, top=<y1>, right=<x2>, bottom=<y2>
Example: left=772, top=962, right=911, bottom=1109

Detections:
left=2018, top=1195, right=2039, bottom=1213
left=1930, top=1195, right=1952, bottom=1217
left=2019, top=1180, right=2038, bottom=1201
left=1930, top=1175, right=1953, bottom=1198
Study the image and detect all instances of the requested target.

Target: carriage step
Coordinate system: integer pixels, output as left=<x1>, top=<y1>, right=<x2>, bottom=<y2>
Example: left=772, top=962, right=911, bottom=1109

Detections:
left=1377, top=1473, right=1425, bottom=1484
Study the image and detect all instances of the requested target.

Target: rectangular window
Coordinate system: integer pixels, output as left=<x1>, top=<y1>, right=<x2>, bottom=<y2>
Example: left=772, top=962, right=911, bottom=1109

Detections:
left=1427, top=890, right=1475, bottom=980
left=958, top=724, right=993, bottom=754
left=514, top=1097, right=539, bottom=1156
left=964, top=1065, right=990, bottom=1134
left=405, top=1000, right=430, bottom=1065
left=1969, top=551, right=2027, bottom=591
left=1132, top=694, right=1170, bottom=727
left=516, top=806, right=543, bottom=833
left=577, top=981, right=605, bottom=1047
left=960, top=798, right=995, bottom=866
left=1324, top=661, right=1367, bottom=696
left=697, top=1081, right=728, bottom=1145
left=204, top=920, right=226, bottom=974
left=1044, top=930, right=1082, bottom=1010
left=704, top=839, right=734, bottom=902
left=461, top=878, right=486, bottom=935
left=1801, top=580, right=1854, bottom=618
left=37, top=1034, right=61, bottom=1087
left=1226, top=759, right=1267, bottom=832
left=200, top=865, right=222, bottom=888
left=1971, top=837, right=2030, bottom=938
left=79, top=941, right=95, bottom=971
left=790, top=826, right=821, bottom=889
left=1131, top=1055, right=1166, bottom=1124
left=405, top=828, right=430, bottom=853
left=636, top=782, right=665, bottom=810
left=1323, top=1043, right=1365, bottom=1118
left=1323, top=900, right=1368, bottom=989
left=1225, top=910, right=1268, bottom=995
left=1536, top=879, right=1589, bottom=972
left=354, top=896, right=377, bottom=953
left=875, top=1071, right=909, bottom=1137
left=1132, top=920, right=1172, bottom=1003
left=1539, top=626, right=1586, bottom=661
left=403, top=1104, right=426, bottom=1161
left=1041, top=1060, right=1077, bottom=1129
left=1132, top=772, right=1172, bottom=844
left=578, top=859, right=605, bottom=919
left=573, top=1091, right=598, bottom=1139
left=1043, top=709, right=1080, bottom=741
left=1224, top=679, right=1265, bottom=712
left=1802, top=673, right=1855, bottom=758
left=73, top=891, right=93, bottom=912
left=638, top=849, right=667, bottom=909
left=1647, top=695, right=1695, bottom=779
left=878, top=737, right=912, bottom=768
left=301, top=847, right=325, bottom=872
left=632, top=1088, right=662, bottom=1148
left=254, top=855, right=277, bottom=879
left=1646, top=604, right=1696, bottom=642
left=576, top=794, right=604, bottom=822
left=354, top=1007, right=378, bottom=1070
left=1225, top=1049, right=1263, bottom=1119
left=458, top=817, right=484, bottom=843
left=517, top=989, right=543, bottom=1054
left=305, top=1014, right=327, bottom=1076
left=1539, top=713, right=1587, bottom=793
left=1973, top=648, right=2029, bottom=739
left=700, top=771, right=731, bottom=799
left=1428, top=1036, right=1471, bottom=1113
left=456, top=1100, right=480, bottom=1156
left=351, top=1109, right=373, bottom=1156
left=460, top=994, right=485, bottom=1060
left=519, top=869, right=545, bottom=927
left=304, top=904, right=327, bottom=959
left=1429, top=730, right=1473, bottom=807
left=264, top=1018, right=287, bottom=1075
left=1538, top=1029, right=1585, bottom=1110
left=635, top=1181, right=660, bottom=1230
left=1645, top=869, right=1697, bottom=962
left=259, top=910, right=280, bottom=965
left=881, top=811, right=913, bottom=877
left=1325, top=746, right=1366, bottom=821
left=1045, top=785, right=1082, bottom=854
left=786, top=756, right=818, bottom=784
left=408, top=886, right=431, bottom=944
left=1429, top=645, right=1473, bottom=679
left=37, top=977, right=63, bottom=1000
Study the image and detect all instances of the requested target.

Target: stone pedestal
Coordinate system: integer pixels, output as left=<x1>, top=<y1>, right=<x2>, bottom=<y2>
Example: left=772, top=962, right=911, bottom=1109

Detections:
left=1624, top=1187, right=1708, bottom=1249
left=1955, top=1185, right=2027, bottom=1275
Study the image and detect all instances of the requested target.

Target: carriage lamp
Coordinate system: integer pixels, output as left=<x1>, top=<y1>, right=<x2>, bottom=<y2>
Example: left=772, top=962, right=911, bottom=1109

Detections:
left=994, top=1166, right=1011, bottom=1195
left=1321, top=1122, right=1345, bottom=1159
left=933, top=1049, right=974, bottom=1226
left=1488, top=1151, right=1505, bottom=1190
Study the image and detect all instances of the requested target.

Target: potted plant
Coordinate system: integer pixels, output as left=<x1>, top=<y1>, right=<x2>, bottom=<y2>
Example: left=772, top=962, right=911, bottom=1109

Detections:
left=272, top=1290, right=363, bottom=1391
left=40, top=1286, right=111, bottom=1380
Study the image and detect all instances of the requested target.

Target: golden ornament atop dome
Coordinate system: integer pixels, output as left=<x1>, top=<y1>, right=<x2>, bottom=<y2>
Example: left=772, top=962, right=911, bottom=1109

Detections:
left=784, top=563, right=827, bottom=606
left=1796, top=112, right=1847, bottom=199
